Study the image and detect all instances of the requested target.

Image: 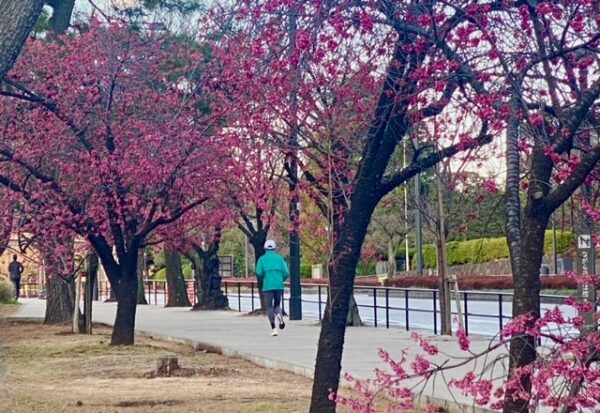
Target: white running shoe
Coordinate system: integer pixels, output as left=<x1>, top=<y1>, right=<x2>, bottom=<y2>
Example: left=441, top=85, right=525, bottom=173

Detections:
left=277, top=313, right=286, bottom=330
left=270, top=329, right=278, bottom=336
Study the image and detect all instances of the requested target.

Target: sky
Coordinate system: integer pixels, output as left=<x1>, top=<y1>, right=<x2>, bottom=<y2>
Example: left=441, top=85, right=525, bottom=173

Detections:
left=69, top=0, right=507, bottom=186
left=75, top=0, right=140, bottom=15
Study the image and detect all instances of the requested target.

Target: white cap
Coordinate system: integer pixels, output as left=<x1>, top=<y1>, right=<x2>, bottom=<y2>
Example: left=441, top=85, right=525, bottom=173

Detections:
left=264, top=239, right=276, bottom=250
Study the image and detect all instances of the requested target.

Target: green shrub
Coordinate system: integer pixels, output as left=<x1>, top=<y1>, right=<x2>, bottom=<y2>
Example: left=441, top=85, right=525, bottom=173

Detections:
left=395, top=246, right=415, bottom=260
left=300, top=263, right=312, bottom=278
left=544, top=230, right=573, bottom=255
left=408, top=231, right=573, bottom=269
left=423, top=244, right=437, bottom=268
left=0, top=278, right=13, bottom=302
left=153, top=264, right=194, bottom=281
left=357, top=261, right=376, bottom=276
left=152, top=267, right=166, bottom=280
left=386, top=275, right=576, bottom=290
left=183, top=263, right=193, bottom=279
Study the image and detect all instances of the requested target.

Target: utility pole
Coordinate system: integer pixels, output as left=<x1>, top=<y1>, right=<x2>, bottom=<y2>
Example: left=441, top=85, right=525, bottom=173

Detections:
left=437, top=166, right=452, bottom=335
left=403, top=141, right=410, bottom=272
left=552, top=216, right=558, bottom=274
left=415, top=173, right=423, bottom=276
left=287, top=4, right=301, bottom=320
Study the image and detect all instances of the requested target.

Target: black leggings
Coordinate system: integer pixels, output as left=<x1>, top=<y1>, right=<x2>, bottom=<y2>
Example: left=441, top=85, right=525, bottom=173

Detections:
left=264, top=290, right=283, bottom=328
left=12, top=278, right=20, bottom=299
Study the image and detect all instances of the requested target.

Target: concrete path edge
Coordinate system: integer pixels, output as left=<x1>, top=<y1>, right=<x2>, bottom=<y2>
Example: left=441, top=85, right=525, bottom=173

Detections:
left=4, top=315, right=495, bottom=413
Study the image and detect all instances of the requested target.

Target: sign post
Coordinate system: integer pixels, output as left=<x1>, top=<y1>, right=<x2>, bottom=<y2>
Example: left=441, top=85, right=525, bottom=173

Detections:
left=576, top=231, right=597, bottom=333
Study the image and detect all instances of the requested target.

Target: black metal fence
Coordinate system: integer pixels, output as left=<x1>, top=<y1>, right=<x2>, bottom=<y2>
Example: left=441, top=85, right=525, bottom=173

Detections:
left=220, top=280, right=574, bottom=337
left=94, top=279, right=576, bottom=337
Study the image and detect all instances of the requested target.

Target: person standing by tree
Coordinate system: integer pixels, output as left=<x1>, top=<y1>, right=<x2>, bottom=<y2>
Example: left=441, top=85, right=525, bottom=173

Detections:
left=256, top=240, right=288, bottom=336
left=8, top=254, right=24, bottom=300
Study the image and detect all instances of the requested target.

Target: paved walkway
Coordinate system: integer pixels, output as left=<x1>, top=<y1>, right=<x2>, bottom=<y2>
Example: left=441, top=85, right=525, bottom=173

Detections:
left=11, top=299, right=502, bottom=412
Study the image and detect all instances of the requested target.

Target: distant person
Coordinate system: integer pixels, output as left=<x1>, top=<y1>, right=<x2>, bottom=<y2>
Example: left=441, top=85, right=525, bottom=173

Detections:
left=256, top=240, right=289, bottom=336
left=8, top=254, right=24, bottom=300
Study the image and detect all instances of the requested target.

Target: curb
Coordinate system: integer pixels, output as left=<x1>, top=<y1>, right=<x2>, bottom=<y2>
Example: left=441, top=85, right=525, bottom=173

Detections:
left=4, top=316, right=496, bottom=413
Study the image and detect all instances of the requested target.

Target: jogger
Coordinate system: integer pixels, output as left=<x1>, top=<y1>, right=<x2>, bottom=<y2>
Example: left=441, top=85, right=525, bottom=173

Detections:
left=8, top=254, right=24, bottom=301
left=256, top=240, right=289, bottom=336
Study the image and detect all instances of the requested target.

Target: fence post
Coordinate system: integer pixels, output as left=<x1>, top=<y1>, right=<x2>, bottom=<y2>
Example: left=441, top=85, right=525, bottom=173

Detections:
left=251, top=283, right=255, bottom=311
left=463, top=292, right=469, bottom=335
left=318, top=285, right=322, bottom=321
left=164, top=281, right=169, bottom=307
left=237, top=282, right=241, bottom=311
left=385, top=288, right=390, bottom=329
left=371, top=288, right=376, bottom=327
left=405, top=290, right=409, bottom=331
left=433, top=290, right=438, bottom=335
left=498, top=294, right=503, bottom=332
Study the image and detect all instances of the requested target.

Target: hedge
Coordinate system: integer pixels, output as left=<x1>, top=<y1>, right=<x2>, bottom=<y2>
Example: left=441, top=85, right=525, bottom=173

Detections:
left=226, top=275, right=575, bottom=291
left=0, top=278, right=12, bottom=302
left=357, top=261, right=376, bottom=276
left=410, top=230, right=573, bottom=269
left=300, top=263, right=312, bottom=278
left=151, top=263, right=193, bottom=281
left=385, top=275, right=576, bottom=290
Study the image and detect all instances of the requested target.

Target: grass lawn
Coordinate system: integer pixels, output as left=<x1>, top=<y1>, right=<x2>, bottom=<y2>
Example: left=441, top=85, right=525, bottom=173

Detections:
left=0, top=310, right=313, bottom=413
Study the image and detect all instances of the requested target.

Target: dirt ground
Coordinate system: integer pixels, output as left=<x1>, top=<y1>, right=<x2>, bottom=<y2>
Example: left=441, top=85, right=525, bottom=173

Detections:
left=0, top=305, right=313, bottom=413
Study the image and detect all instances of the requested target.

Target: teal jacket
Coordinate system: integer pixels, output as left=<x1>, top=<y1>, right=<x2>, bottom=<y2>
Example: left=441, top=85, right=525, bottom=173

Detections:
left=256, top=251, right=289, bottom=291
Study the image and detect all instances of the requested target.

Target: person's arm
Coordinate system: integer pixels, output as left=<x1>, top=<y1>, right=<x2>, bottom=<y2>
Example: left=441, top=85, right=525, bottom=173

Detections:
left=18, top=263, right=24, bottom=275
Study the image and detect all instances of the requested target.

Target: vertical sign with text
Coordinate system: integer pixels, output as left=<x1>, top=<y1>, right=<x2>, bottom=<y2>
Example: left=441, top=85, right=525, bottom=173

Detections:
left=576, top=233, right=597, bottom=332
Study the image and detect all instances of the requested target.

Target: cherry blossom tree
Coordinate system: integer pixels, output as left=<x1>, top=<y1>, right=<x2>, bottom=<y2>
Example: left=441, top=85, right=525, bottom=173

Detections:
left=166, top=204, right=233, bottom=310
left=0, top=21, right=233, bottom=344
left=230, top=136, right=287, bottom=310
left=491, top=2, right=600, bottom=411
left=207, top=2, right=503, bottom=411
left=333, top=294, right=600, bottom=413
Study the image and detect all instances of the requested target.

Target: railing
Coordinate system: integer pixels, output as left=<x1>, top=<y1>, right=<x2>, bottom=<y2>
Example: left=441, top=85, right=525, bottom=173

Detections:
left=15, top=282, right=41, bottom=298
left=218, top=280, right=578, bottom=337
left=21, top=278, right=582, bottom=338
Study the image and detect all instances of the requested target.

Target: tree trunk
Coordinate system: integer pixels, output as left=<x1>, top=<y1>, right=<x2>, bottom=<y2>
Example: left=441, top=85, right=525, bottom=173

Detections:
left=43, top=243, right=77, bottom=325
left=311, top=232, right=370, bottom=413
left=164, top=248, right=191, bottom=307
left=0, top=212, right=12, bottom=257
left=44, top=273, right=74, bottom=324
left=0, top=0, right=44, bottom=80
left=310, top=190, right=378, bottom=413
left=503, top=212, right=548, bottom=413
left=111, top=275, right=137, bottom=345
left=191, top=255, right=201, bottom=306
left=83, top=252, right=98, bottom=334
left=193, top=238, right=228, bottom=310
left=331, top=203, right=363, bottom=328
left=387, top=238, right=395, bottom=278
left=136, top=250, right=147, bottom=305
left=72, top=270, right=82, bottom=333
left=110, top=253, right=139, bottom=346
left=346, top=296, right=363, bottom=326
left=252, top=238, right=268, bottom=311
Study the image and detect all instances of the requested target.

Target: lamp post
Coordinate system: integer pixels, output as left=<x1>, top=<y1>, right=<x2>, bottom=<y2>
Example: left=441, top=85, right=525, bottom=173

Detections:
left=287, top=5, right=302, bottom=320
left=244, top=229, right=249, bottom=278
